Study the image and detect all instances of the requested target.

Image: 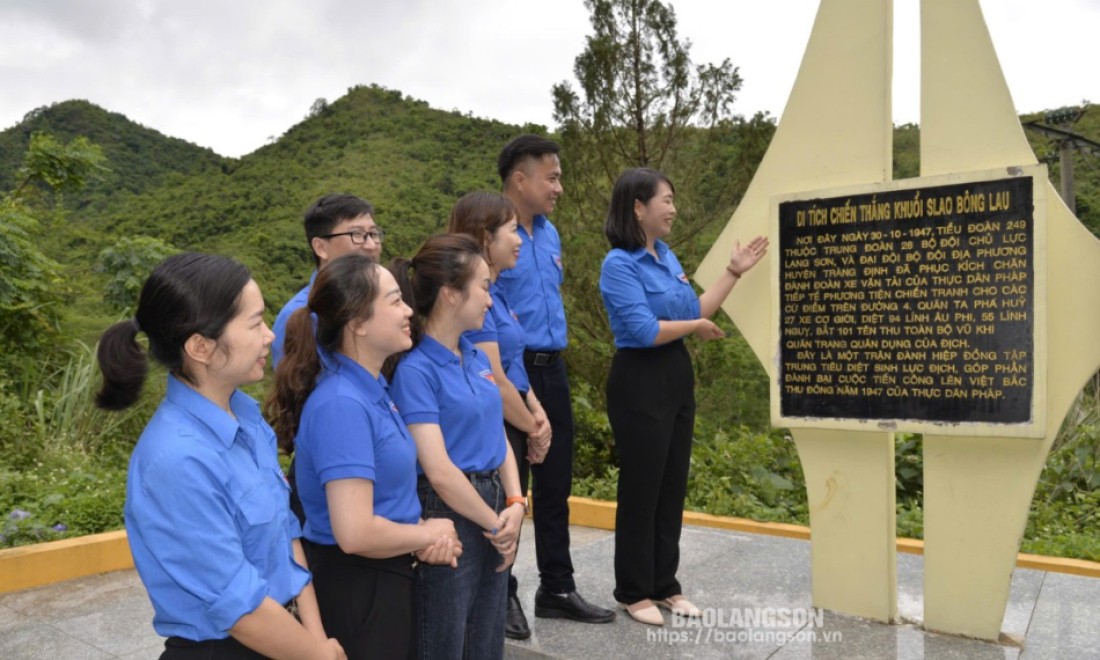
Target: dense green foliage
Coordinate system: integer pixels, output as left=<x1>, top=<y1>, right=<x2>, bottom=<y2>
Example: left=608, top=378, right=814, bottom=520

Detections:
left=0, top=84, right=1099, bottom=559
left=0, top=100, right=226, bottom=208
left=96, top=236, right=179, bottom=313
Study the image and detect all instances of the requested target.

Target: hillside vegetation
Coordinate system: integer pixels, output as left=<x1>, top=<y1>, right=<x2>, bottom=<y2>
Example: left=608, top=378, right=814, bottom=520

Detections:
left=1, top=88, right=1099, bottom=558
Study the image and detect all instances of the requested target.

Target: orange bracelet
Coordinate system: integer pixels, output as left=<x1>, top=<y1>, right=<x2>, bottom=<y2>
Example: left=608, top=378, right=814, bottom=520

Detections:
left=506, top=496, right=529, bottom=511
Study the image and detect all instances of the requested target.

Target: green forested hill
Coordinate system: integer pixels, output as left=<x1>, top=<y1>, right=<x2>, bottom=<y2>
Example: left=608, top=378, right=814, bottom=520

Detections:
left=4, top=89, right=1100, bottom=557
left=0, top=99, right=228, bottom=207
left=38, top=86, right=549, bottom=318
left=1, top=89, right=1098, bottom=417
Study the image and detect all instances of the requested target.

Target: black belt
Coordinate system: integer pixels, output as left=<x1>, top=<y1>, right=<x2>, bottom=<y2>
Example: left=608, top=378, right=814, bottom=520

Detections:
left=418, top=469, right=499, bottom=486
left=524, top=350, right=561, bottom=366
left=462, top=469, right=499, bottom=484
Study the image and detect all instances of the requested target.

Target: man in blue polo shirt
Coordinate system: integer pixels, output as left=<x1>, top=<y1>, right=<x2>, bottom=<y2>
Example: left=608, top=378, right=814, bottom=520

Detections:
left=497, top=135, right=616, bottom=637
left=271, top=193, right=383, bottom=368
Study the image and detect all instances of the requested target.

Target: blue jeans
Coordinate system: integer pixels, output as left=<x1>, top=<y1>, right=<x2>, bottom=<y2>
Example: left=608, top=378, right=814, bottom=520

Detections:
left=417, top=472, right=508, bottom=660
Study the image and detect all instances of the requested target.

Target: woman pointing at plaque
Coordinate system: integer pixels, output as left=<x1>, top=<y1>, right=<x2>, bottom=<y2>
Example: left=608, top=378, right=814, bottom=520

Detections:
left=599, top=167, right=768, bottom=626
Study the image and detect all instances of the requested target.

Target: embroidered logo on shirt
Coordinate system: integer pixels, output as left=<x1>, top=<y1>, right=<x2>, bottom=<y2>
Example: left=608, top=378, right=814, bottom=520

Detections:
left=678, top=272, right=689, bottom=283
left=389, top=400, right=400, bottom=413
left=511, top=310, right=520, bottom=322
left=553, top=254, right=563, bottom=269
left=479, top=369, right=495, bottom=383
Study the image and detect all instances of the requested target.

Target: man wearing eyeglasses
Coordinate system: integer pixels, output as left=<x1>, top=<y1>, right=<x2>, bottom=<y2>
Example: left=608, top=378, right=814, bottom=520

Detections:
left=271, top=193, right=384, bottom=367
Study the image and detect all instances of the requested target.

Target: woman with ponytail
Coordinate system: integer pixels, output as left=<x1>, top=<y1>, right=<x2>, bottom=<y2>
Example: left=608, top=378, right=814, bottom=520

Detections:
left=267, top=253, right=461, bottom=659
left=445, top=191, right=551, bottom=640
left=387, top=234, right=527, bottom=660
left=95, top=253, right=344, bottom=660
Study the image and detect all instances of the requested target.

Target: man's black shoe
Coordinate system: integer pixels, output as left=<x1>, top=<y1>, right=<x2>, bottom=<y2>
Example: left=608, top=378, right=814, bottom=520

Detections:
left=506, top=594, right=531, bottom=640
left=533, top=586, right=616, bottom=623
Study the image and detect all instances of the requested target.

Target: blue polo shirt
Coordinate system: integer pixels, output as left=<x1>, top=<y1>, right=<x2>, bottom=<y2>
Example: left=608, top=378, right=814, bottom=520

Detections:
left=464, top=281, right=530, bottom=393
left=600, top=240, right=701, bottom=348
left=496, top=214, right=568, bottom=351
left=294, top=353, right=421, bottom=545
left=271, top=272, right=316, bottom=368
left=389, top=335, right=507, bottom=474
left=125, top=375, right=309, bottom=641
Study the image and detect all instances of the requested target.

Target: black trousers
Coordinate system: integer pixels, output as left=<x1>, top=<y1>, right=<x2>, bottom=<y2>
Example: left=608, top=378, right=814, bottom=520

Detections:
left=304, top=540, right=416, bottom=660
left=161, top=601, right=301, bottom=659
left=520, top=352, right=576, bottom=594
left=606, top=341, right=695, bottom=605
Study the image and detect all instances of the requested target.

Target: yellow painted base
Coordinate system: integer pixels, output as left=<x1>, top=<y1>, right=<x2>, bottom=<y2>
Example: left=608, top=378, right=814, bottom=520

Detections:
left=2, top=501, right=1098, bottom=596
left=923, top=435, right=1048, bottom=638
left=792, top=430, right=898, bottom=622
left=919, top=0, right=1100, bottom=641
left=693, top=0, right=898, bottom=627
left=0, top=530, right=132, bottom=593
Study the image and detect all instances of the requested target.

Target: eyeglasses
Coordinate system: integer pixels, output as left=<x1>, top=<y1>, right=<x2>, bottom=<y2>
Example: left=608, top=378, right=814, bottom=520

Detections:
left=319, top=230, right=385, bottom=244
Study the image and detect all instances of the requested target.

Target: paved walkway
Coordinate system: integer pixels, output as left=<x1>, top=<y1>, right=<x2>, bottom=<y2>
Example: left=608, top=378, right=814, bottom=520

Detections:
left=2, top=520, right=1098, bottom=658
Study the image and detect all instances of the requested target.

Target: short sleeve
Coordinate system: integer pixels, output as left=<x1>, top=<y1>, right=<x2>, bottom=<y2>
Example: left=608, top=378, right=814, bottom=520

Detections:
left=390, top=361, right=440, bottom=426
left=304, top=396, right=378, bottom=484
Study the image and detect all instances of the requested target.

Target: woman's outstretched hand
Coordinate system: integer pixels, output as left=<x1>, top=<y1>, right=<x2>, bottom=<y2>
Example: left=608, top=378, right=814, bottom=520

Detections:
left=728, top=236, right=769, bottom=276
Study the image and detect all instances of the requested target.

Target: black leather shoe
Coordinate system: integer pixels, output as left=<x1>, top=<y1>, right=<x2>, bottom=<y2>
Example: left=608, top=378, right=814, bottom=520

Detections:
left=506, top=594, right=531, bottom=640
left=533, top=586, right=616, bottom=623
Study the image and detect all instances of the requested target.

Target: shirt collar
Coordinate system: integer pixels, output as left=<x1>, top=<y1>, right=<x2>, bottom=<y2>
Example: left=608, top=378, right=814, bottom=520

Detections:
left=627, top=239, right=670, bottom=262
left=418, top=334, right=477, bottom=367
left=164, top=374, right=245, bottom=450
left=328, top=352, right=389, bottom=405
left=519, top=214, right=547, bottom=240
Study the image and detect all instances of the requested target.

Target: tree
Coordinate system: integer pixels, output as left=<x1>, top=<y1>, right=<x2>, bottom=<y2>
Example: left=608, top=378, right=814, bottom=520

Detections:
left=10, top=132, right=107, bottom=204
left=96, top=236, right=178, bottom=313
left=547, top=0, right=768, bottom=410
left=0, top=204, right=62, bottom=354
left=0, top=133, right=107, bottom=379
left=551, top=0, right=743, bottom=184
left=307, top=97, right=330, bottom=119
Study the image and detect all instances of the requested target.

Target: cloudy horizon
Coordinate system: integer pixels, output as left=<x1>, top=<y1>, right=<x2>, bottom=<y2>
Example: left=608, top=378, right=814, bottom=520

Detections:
left=2, top=0, right=1096, bottom=158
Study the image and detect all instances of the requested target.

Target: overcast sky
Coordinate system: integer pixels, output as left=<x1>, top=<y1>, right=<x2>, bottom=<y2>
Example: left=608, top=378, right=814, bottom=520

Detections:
left=1, top=0, right=1096, bottom=158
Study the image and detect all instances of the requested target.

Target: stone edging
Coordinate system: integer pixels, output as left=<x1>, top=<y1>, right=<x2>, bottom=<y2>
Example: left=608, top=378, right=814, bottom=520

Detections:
left=0, top=529, right=132, bottom=593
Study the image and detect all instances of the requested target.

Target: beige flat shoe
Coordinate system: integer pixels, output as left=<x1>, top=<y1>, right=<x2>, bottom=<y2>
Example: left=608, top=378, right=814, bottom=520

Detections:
left=656, top=595, right=702, bottom=618
left=618, top=599, right=664, bottom=626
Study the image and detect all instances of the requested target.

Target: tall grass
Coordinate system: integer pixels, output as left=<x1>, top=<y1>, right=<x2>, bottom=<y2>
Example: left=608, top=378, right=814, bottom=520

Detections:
left=0, top=340, right=161, bottom=547
left=29, top=341, right=152, bottom=453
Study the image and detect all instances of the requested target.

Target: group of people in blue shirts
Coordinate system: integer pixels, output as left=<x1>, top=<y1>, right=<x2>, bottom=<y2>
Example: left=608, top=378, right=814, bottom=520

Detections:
left=94, top=134, right=767, bottom=659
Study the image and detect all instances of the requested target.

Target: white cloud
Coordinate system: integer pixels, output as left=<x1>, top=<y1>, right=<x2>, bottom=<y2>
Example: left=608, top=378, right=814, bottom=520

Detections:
left=0, top=0, right=1095, bottom=157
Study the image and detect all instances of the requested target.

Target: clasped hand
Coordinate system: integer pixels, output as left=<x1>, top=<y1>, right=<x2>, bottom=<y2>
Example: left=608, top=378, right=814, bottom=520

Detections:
left=415, top=517, right=463, bottom=568
left=484, top=502, right=524, bottom=571
left=526, top=411, right=552, bottom=464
